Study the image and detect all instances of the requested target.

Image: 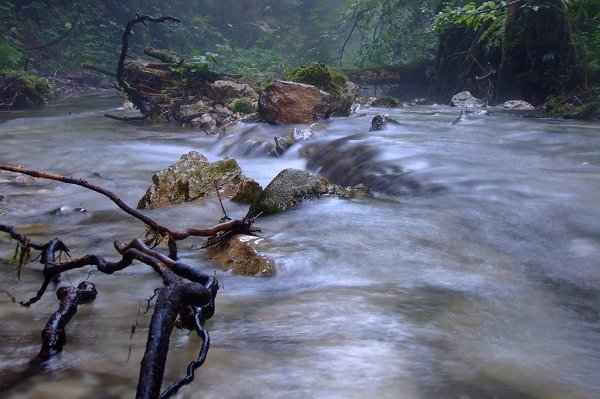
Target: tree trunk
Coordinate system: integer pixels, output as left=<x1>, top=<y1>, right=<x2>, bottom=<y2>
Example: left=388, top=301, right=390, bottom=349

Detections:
left=495, top=0, right=579, bottom=104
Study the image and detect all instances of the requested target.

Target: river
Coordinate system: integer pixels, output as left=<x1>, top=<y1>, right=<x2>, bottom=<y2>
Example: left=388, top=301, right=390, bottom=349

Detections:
left=1, top=92, right=599, bottom=399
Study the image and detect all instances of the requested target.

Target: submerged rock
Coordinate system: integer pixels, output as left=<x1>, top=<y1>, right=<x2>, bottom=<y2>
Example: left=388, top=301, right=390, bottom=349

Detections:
left=259, top=80, right=330, bottom=124
left=247, top=168, right=348, bottom=217
left=369, top=114, right=400, bottom=131
left=209, top=234, right=275, bottom=276
left=300, top=136, right=441, bottom=196
left=138, top=151, right=262, bottom=209
left=451, top=91, right=485, bottom=108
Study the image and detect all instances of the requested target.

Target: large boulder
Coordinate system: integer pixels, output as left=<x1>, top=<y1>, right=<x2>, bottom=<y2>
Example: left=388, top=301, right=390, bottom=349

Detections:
left=247, top=168, right=348, bottom=217
left=138, top=151, right=262, bottom=209
left=450, top=91, right=485, bottom=107
left=259, top=80, right=330, bottom=124
left=209, top=235, right=275, bottom=276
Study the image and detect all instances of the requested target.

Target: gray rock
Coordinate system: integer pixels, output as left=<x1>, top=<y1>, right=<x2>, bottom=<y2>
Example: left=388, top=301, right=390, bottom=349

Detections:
left=247, top=168, right=348, bottom=217
left=138, top=151, right=262, bottom=209
left=451, top=91, right=485, bottom=107
left=329, top=81, right=359, bottom=116
left=502, top=100, right=535, bottom=110
left=173, top=100, right=212, bottom=122
left=369, top=114, right=400, bottom=131
left=210, top=80, right=259, bottom=102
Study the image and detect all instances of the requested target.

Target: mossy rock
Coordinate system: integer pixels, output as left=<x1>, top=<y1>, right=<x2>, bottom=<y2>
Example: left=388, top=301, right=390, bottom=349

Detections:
left=229, top=98, right=255, bottom=114
left=0, top=71, right=51, bottom=109
left=138, top=151, right=262, bottom=209
left=246, top=168, right=349, bottom=218
left=286, top=62, right=347, bottom=96
left=370, top=96, right=403, bottom=108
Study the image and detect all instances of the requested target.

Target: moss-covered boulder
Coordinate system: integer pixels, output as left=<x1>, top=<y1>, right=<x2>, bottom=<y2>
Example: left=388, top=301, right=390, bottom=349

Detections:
left=286, top=62, right=347, bottom=96
left=286, top=62, right=357, bottom=117
left=209, top=235, right=275, bottom=276
left=247, top=168, right=349, bottom=217
left=138, top=151, right=262, bottom=209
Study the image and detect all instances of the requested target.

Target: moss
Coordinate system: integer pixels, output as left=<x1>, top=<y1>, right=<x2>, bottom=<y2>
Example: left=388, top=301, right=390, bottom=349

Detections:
left=0, top=70, right=51, bottom=108
left=577, top=101, right=600, bottom=120
left=544, top=95, right=575, bottom=118
left=286, top=62, right=347, bottom=95
left=230, top=98, right=255, bottom=114
left=370, top=96, right=402, bottom=107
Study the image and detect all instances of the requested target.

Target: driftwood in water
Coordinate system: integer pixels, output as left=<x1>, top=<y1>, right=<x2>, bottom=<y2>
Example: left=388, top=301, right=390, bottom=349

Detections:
left=0, top=163, right=258, bottom=398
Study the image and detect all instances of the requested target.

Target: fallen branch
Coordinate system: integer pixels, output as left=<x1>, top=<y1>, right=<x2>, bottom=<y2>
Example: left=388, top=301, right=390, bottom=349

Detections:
left=0, top=164, right=258, bottom=260
left=0, top=161, right=257, bottom=397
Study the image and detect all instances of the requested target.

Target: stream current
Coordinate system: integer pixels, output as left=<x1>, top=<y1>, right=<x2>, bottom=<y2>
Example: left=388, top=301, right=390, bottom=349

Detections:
left=0, top=92, right=599, bottom=399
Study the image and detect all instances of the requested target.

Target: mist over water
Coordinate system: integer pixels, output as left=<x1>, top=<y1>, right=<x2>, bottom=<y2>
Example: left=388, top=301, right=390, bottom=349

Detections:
left=1, top=93, right=599, bottom=398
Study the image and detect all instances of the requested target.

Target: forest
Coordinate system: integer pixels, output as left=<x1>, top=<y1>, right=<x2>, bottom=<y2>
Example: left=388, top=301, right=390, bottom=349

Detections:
left=1, top=0, right=599, bottom=113
left=1, top=1, right=600, bottom=399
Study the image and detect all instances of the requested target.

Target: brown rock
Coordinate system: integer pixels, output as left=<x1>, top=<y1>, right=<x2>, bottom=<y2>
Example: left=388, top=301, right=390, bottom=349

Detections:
left=259, top=80, right=330, bottom=124
left=210, top=235, right=275, bottom=276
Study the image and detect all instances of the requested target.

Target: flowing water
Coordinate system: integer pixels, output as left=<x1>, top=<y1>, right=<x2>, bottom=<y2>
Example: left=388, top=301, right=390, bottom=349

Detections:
left=0, top=92, right=599, bottom=399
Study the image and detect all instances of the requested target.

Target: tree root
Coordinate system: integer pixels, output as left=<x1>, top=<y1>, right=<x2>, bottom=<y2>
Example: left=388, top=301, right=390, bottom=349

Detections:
left=0, top=162, right=254, bottom=398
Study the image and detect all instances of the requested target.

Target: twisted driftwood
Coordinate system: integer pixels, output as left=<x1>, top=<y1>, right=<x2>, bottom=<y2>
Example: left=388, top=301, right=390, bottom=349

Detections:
left=0, top=163, right=257, bottom=398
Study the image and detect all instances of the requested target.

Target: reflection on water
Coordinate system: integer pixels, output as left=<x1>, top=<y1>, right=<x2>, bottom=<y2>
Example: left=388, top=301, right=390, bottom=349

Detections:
left=1, top=92, right=600, bottom=398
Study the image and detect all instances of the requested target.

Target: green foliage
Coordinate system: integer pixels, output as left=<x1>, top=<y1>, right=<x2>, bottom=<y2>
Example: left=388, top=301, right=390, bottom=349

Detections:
left=212, top=44, right=291, bottom=83
left=567, top=0, right=600, bottom=74
left=286, top=62, right=347, bottom=94
left=0, top=35, right=24, bottom=69
left=330, top=0, right=438, bottom=66
left=432, top=1, right=505, bottom=32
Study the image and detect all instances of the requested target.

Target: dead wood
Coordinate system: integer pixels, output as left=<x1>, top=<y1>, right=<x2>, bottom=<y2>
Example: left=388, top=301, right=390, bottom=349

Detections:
left=103, top=15, right=180, bottom=121
left=0, top=162, right=255, bottom=398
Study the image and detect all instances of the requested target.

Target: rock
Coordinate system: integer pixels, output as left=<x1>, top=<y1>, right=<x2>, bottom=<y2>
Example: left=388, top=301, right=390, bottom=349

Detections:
left=300, top=136, right=440, bottom=196
left=209, top=80, right=259, bottom=102
left=138, top=151, right=262, bottom=209
left=191, top=113, right=218, bottom=132
left=328, top=81, right=359, bottom=117
left=48, top=206, right=87, bottom=216
left=502, top=100, right=535, bottom=110
left=369, top=114, right=400, bottom=131
left=370, top=96, right=403, bottom=108
left=273, top=136, right=291, bottom=157
left=209, top=234, right=275, bottom=276
left=407, top=98, right=427, bottom=106
left=450, top=91, right=485, bottom=107
left=173, top=100, right=212, bottom=122
left=247, top=168, right=348, bottom=217
left=259, top=80, right=330, bottom=124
